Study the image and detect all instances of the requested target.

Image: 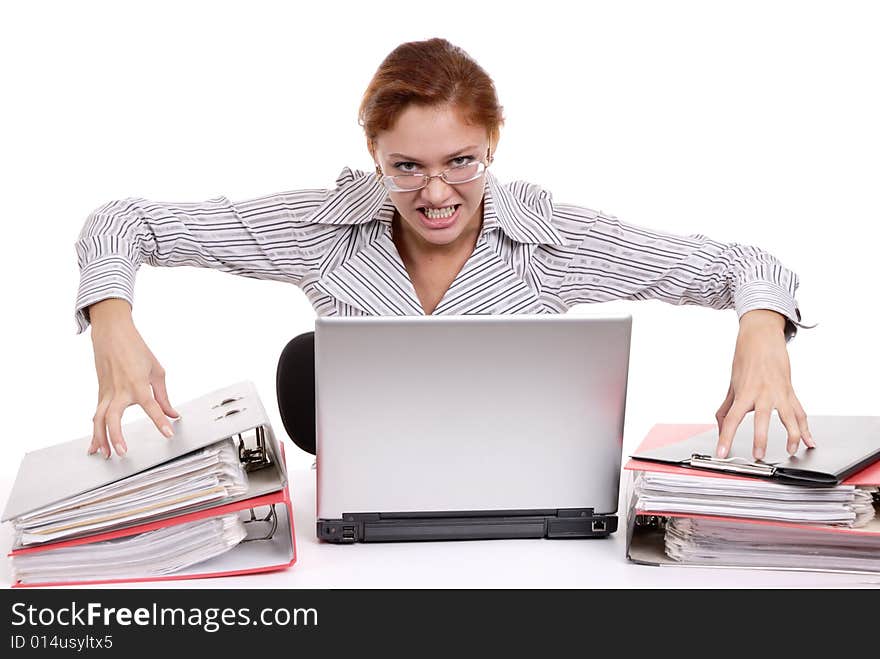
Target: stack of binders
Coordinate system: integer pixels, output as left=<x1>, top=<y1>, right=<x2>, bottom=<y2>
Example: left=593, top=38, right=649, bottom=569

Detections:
left=624, top=416, right=880, bottom=574
left=2, top=381, right=296, bottom=587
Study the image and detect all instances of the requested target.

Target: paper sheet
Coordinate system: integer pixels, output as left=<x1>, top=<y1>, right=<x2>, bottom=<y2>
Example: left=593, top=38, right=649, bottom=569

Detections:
left=11, top=514, right=247, bottom=583
left=13, top=439, right=248, bottom=545
left=634, top=472, right=877, bottom=526
left=665, top=517, right=880, bottom=572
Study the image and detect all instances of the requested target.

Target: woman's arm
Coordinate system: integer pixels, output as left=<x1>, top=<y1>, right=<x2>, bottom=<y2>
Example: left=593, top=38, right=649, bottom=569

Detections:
left=75, top=187, right=328, bottom=456
left=74, top=189, right=327, bottom=333
left=553, top=205, right=811, bottom=458
left=554, top=206, right=806, bottom=337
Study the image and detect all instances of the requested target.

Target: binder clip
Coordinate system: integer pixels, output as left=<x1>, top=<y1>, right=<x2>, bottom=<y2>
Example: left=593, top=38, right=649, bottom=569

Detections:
left=688, top=453, right=777, bottom=477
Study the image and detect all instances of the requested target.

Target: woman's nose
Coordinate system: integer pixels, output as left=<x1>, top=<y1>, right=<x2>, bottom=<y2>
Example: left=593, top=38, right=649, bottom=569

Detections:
left=423, top=175, right=454, bottom=203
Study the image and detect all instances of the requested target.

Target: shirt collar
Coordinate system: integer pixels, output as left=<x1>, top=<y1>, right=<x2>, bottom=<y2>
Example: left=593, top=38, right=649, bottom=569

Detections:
left=306, top=167, right=566, bottom=246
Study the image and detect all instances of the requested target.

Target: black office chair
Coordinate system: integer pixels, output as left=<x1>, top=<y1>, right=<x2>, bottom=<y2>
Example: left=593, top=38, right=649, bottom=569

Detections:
left=275, top=332, right=316, bottom=455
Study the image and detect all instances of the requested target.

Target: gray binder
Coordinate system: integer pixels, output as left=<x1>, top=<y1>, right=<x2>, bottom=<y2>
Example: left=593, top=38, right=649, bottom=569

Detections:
left=630, top=415, right=880, bottom=486
left=2, top=381, right=287, bottom=532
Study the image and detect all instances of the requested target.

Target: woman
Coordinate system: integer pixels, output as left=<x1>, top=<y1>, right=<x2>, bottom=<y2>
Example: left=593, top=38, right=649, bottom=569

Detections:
left=77, top=38, right=812, bottom=462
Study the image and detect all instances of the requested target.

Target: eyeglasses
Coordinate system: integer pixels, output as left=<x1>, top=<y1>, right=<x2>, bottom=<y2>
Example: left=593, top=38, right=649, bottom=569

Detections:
left=377, top=160, right=488, bottom=193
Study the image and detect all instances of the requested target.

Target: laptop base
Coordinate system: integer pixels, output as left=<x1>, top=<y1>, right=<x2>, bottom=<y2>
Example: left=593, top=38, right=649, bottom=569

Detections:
left=317, top=509, right=617, bottom=543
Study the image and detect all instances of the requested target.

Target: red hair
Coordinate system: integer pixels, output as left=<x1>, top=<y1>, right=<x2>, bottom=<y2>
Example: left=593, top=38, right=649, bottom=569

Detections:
left=359, top=38, right=505, bottom=153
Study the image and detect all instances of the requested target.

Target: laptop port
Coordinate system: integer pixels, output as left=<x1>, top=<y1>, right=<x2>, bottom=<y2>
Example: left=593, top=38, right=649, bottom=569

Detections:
left=342, top=526, right=356, bottom=542
left=591, top=519, right=607, bottom=533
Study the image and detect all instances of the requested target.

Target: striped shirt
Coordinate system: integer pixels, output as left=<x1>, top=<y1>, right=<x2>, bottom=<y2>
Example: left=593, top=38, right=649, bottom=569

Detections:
left=75, top=167, right=806, bottom=337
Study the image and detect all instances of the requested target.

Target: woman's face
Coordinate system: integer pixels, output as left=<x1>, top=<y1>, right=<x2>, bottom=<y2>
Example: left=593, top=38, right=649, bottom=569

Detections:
left=371, top=104, right=491, bottom=250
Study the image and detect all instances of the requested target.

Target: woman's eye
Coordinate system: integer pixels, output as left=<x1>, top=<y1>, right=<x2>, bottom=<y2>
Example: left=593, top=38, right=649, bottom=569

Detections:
left=451, top=156, right=474, bottom=166
left=395, top=162, right=419, bottom=173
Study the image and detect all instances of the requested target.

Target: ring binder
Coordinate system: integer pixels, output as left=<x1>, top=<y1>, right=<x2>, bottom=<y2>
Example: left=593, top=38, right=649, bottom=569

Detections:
left=3, top=381, right=297, bottom=587
left=625, top=422, right=880, bottom=574
left=631, top=416, right=880, bottom=486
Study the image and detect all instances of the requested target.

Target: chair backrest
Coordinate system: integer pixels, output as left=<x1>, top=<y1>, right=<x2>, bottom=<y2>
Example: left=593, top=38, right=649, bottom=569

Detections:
left=275, top=331, right=316, bottom=455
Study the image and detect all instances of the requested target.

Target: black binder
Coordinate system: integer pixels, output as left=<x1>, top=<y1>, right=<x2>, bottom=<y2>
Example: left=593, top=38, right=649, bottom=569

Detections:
left=630, top=415, right=880, bottom=486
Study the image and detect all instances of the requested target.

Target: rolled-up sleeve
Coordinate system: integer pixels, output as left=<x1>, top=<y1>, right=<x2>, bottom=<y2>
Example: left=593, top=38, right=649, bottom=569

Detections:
left=74, top=191, right=323, bottom=333
left=554, top=206, right=809, bottom=340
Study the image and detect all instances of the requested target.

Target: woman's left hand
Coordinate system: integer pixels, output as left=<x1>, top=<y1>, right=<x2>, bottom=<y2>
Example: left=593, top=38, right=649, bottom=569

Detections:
left=714, top=309, right=814, bottom=460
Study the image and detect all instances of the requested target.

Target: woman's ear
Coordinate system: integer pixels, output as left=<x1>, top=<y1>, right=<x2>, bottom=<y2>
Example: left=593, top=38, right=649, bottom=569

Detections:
left=368, top=140, right=384, bottom=179
left=488, top=132, right=499, bottom=163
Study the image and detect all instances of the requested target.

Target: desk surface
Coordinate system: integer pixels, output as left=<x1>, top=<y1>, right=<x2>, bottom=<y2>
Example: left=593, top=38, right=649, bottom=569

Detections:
left=4, top=466, right=879, bottom=590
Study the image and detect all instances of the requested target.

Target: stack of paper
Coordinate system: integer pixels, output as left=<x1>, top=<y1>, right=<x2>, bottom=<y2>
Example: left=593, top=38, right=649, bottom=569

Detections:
left=2, top=381, right=296, bottom=587
left=11, top=514, right=248, bottom=585
left=624, top=420, right=880, bottom=574
left=665, top=517, right=880, bottom=573
left=12, top=439, right=248, bottom=546
left=633, top=472, right=877, bottom=527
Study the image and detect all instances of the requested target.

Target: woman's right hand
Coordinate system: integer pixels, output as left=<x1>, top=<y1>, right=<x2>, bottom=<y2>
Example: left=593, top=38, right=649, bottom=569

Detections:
left=88, top=299, right=180, bottom=458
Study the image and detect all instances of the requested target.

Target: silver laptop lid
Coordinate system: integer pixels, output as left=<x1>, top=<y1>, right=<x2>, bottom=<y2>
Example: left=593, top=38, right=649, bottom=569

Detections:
left=315, top=314, right=631, bottom=519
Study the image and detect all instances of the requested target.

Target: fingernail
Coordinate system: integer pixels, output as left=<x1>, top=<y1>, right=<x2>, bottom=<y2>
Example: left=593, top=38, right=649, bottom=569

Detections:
left=787, top=442, right=798, bottom=455
left=162, top=425, right=174, bottom=438
left=101, top=447, right=110, bottom=459
left=805, top=433, right=816, bottom=448
left=88, top=446, right=96, bottom=455
left=117, top=445, right=127, bottom=457
left=717, top=445, right=728, bottom=458
left=754, top=447, right=765, bottom=460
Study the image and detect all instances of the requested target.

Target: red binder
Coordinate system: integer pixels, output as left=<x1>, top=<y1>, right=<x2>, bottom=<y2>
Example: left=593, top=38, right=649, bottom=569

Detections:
left=3, top=381, right=297, bottom=587
left=624, top=424, right=880, bottom=572
left=10, top=483, right=296, bottom=588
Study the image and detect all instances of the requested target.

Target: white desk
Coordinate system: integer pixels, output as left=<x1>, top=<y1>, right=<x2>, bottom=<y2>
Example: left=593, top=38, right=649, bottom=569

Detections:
left=5, top=465, right=877, bottom=590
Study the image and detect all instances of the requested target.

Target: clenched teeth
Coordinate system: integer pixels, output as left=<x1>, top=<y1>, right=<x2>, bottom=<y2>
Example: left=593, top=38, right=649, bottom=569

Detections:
left=422, top=205, right=458, bottom=219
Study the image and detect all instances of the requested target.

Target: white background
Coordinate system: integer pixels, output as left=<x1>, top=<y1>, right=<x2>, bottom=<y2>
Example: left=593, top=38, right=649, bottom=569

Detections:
left=1, top=1, right=878, bottom=588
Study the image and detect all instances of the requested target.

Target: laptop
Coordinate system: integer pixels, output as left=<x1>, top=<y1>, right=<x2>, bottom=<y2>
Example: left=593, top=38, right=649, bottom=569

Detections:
left=314, top=314, right=632, bottom=543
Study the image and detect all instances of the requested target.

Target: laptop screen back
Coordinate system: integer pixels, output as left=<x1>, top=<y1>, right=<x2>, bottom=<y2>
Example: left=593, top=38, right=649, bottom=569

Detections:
left=315, top=315, right=631, bottom=520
